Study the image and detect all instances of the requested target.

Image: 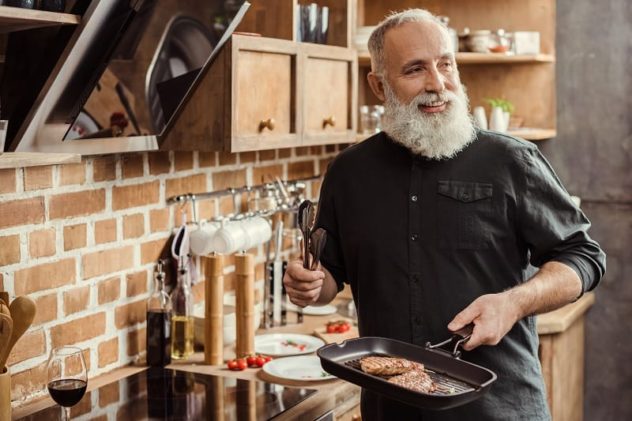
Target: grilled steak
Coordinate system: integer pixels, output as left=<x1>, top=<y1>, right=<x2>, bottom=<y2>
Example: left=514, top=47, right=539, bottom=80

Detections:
left=359, top=356, right=424, bottom=376
left=388, top=369, right=436, bottom=394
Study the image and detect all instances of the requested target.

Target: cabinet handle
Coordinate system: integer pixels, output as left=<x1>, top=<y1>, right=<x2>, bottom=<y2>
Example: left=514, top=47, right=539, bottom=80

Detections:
left=322, top=116, right=336, bottom=129
left=258, top=118, right=276, bottom=132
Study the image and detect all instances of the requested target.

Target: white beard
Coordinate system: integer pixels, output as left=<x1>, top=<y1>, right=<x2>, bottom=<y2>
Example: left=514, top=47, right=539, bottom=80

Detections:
left=381, top=81, right=476, bottom=160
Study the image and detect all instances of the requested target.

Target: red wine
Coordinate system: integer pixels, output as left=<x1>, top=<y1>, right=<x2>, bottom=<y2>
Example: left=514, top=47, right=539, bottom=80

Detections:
left=146, top=309, right=171, bottom=367
left=47, top=379, right=87, bottom=407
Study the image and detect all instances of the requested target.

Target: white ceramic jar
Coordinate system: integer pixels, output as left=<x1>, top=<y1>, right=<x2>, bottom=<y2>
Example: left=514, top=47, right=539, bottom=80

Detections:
left=466, top=30, right=492, bottom=53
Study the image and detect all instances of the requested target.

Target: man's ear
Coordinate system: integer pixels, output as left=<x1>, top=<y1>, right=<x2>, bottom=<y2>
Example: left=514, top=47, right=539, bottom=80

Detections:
left=367, top=72, right=386, bottom=102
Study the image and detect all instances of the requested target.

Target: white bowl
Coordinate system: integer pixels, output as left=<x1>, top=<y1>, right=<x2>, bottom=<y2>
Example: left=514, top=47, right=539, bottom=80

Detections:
left=193, top=303, right=262, bottom=346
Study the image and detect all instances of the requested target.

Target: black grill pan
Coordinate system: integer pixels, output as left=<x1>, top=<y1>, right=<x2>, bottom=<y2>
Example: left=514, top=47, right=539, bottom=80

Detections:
left=317, top=332, right=497, bottom=410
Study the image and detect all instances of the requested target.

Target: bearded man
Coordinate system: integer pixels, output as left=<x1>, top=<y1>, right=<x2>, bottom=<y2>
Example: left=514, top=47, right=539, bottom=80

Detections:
left=284, top=9, right=605, bottom=421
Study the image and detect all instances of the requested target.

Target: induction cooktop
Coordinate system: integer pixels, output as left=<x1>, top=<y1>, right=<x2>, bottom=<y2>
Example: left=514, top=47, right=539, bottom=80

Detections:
left=18, top=368, right=317, bottom=420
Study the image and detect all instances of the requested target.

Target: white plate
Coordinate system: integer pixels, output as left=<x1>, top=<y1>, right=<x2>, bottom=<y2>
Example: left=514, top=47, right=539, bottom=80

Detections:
left=255, top=333, right=325, bottom=357
left=286, top=303, right=338, bottom=316
left=263, top=355, right=335, bottom=381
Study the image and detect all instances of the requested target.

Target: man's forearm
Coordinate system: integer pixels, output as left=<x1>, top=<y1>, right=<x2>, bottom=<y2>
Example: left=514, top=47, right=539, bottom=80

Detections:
left=505, top=261, right=583, bottom=319
left=315, top=266, right=340, bottom=305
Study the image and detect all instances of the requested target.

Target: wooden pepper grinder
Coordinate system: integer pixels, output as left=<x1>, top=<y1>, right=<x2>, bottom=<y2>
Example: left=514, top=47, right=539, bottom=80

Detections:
left=235, top=252, right=255, bottom=358
left=203, top=253, right=224, bottom=365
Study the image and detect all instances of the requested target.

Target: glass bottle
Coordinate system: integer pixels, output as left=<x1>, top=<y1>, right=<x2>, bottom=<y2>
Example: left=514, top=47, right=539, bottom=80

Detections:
left=170, top=256, right=194, bottom=359
left=146, top=261, right=171, bottom=367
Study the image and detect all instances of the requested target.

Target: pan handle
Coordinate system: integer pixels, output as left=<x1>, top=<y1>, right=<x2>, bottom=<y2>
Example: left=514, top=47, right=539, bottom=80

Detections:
left=425, top=324, right=474, bottom=359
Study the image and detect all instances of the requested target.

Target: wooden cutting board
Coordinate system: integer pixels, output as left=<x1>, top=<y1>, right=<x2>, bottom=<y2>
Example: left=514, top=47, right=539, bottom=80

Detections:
left=313, top=318, right=359, bottom=344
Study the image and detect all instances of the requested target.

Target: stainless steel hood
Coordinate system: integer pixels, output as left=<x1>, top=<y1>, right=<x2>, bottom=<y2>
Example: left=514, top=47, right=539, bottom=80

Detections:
left=9, top=0, right=250, bottom=155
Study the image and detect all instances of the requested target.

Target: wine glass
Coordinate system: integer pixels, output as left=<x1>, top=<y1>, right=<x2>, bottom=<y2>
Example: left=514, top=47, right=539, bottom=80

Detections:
left=47, top=346, right=88, bottom=420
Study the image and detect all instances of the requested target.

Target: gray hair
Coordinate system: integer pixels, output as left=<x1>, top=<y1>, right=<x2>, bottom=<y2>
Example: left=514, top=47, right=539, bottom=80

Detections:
left=367, top=9, right=448, bottom=76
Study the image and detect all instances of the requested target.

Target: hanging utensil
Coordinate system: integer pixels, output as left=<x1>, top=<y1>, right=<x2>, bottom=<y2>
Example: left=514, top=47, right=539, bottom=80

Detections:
left=0, top=296, right=36, bottom=369
left=297, top=199, right=315, bottom=324
left=0, top=314, right=12, bottom=370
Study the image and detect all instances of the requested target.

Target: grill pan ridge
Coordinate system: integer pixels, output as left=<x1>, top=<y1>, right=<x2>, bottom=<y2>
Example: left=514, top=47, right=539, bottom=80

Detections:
left=317, top=336, right=497, bottom=410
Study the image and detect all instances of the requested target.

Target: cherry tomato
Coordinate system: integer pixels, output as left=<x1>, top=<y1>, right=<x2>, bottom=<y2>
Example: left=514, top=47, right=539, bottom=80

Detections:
left=236, top=358, right=248, bottom=370
left=326, top=324, right=338, bottom=334
left=227, top=359, right=239, bottom=371
left=255, top=356, right=267, bottom=367
left=246, top=355, right=258, bottom=367
left=338, top=322, right=351, bottom=333
left=263, top=355, right=273, bottom=363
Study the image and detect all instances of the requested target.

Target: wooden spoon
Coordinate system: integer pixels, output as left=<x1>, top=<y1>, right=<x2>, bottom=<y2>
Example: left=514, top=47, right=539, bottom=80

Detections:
left=0, top=296, right=36, bottom=369
left=0, top=314, right=13, bottom=371
left=0, top=300, right=10, bottom=318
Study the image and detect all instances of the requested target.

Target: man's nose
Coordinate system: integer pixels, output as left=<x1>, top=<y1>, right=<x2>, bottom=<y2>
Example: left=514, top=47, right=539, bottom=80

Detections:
left=425, top=66, right=445, bottom=93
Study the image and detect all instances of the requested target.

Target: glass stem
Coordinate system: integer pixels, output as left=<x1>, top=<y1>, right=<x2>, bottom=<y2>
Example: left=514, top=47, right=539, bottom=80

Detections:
left=64, top=406, right=71, bottom=420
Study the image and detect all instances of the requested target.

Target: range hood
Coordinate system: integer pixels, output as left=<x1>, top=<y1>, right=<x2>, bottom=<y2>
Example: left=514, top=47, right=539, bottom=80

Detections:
left=8, top=0, right=250, bottom=155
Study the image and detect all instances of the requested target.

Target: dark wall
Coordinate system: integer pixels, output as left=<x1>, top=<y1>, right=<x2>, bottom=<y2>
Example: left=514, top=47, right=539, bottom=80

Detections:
left=539, top=0, right=631, bottom=419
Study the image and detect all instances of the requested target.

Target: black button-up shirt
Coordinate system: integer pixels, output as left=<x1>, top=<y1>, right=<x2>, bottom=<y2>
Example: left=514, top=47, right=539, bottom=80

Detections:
left=316, top=130, right=606, bottom=421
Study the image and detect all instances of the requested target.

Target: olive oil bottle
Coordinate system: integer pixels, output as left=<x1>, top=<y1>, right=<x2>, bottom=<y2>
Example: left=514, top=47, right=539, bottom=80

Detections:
left=170, top=256, right=194, bottom=359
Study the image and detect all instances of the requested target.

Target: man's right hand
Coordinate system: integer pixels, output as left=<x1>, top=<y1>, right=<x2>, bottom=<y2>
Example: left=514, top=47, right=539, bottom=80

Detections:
left=283, top=259, right=326, bottom=307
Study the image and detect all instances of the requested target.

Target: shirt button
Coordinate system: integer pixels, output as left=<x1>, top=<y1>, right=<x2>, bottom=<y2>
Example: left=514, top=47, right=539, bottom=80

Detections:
left=410, top=234, right=419, bottom=241
left=461, top=192, right=470, bottom=201
left=411, top=195, right=418, bottom=202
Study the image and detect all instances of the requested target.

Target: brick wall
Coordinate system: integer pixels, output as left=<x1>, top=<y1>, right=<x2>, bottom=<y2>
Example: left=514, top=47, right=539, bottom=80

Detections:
left=0, top=146, right=340, bottom=404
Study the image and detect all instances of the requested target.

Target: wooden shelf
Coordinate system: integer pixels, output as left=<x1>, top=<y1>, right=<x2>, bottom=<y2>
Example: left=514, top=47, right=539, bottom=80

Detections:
left=0, top=152, right=81, bottom=169
left=357, top=51, right=555, bottom=66
left=0, top=5, right=80, bottom=33
left=356, top=128, right=556, bottom=144
left=508, top=128, right=556, bottom=141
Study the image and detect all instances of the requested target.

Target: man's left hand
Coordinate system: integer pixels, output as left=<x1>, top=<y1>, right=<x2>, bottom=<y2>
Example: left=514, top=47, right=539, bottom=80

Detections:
left=447, top=292, right=521, bottom=351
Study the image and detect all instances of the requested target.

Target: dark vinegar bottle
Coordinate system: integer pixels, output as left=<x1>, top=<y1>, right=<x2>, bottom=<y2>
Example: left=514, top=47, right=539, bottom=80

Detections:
left=146, top=261, right=172, bottom=367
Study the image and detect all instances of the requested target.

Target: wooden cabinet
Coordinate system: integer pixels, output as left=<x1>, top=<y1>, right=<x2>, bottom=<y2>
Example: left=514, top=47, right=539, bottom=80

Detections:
left=356, top=0, right=557, bottom=142
left=162, top=0, right=357, bottom=152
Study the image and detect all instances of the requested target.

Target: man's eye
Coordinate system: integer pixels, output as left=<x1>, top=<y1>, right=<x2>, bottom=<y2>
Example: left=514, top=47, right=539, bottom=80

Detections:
left=405, top=66, right=423, bottom=74
left=441, top=61, right=453, bottom=70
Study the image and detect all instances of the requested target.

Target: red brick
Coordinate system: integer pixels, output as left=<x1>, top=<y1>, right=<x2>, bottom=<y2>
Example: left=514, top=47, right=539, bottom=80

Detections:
left=198, top=152, right=215, bottom=167
left=123, top=213, right=144, bottom=239
left=258, top=150, right=276, bottom=161
left=126, top=271, right=147, bottom=297
left=197, top=200, right=217, bottom=221
left=64, top=286, right=90, bottom=315
left=148, top=152, right=171, bottom=175
left=149, top=208, right=170, bottom=233
left=24, top=165, right=53, bottom=191
left=98, top=337, right=119, bottom=368
left=239, top=152, right=256, bottom=163
left=60, top=162, right=86, bottom=186
left=127, top=327, right=146, bottom=356
left=99, top=381, right=120, bottom=408
left=0, top=197, right=45, bottom=229
left=140, top=237, right=169, bottom=265
left=212, top=169, right=246, bottom=191
left=63, top=223, right=87, bottom=251
left=51, top=312, right=106, bottom=347
left=95, top=218, right=117, bottom=244
left=70, top=390, right=92, bottom=418
left=165, top=174, right=207, bottom=199
left=288, top=160, right=315, bottom=179
left=174, top=152, right=194, bottom=171
left=115, top=300, right=146, bottom=329
left=14, top=258, right=76, bottom=295
left=311, top=145, right=323, bottom=154
left=0, top=169, right=16, bottom=194
left=295, top=146, right=311, bottom=156
left=82, top=246, right=134, bottom=279
left=11, top=360, right=47, bottom=401
left=98, top=276, right=120, bottom=305
left=28, top=228, right=56, bottom=258
left=218, top=151, right=237, bottom=165
left=112, top=181, right=159, bottom=210
left=121, top=153, right=145, bottom=179
left=319, top=157, right=333, bottom=174
left=253, top=164, right=283, bottom=185
left=93, top=156, right=117, bottom=182
left=32, top=293, right=57, bottom=326
left=325, top=144, right=337, bottom=153
left=0, top=234, right=20, bottom=266
left=49, top=189, right=106, bottom=220
left=278, top=148, right=292, bottom=158
left=7, top=328, right=45, bottom=366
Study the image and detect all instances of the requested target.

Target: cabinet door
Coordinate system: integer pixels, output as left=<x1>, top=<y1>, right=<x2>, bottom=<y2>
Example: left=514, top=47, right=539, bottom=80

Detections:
left=302, top=44, right=357, bottom=146
left=231, top=36, right=299, bottom=152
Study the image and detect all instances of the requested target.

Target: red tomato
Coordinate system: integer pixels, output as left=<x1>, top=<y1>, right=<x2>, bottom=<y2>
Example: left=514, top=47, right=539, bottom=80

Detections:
left=227, top=359, right=239, bottom=371
left=255, top=356, right=267, bottom=367
left=236, top=358, right=248, bottom=370
left=326, top=324, right=338, bottom=334
left=246, top=355, right=258, bottom=367
left=263, top=355, right=273, bottom=363
left=339, top=323, right=351, bottom=333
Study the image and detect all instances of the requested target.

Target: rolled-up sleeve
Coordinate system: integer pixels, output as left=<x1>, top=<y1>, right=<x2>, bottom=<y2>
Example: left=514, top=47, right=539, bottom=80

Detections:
left=518, top=148, right=606, bottom=294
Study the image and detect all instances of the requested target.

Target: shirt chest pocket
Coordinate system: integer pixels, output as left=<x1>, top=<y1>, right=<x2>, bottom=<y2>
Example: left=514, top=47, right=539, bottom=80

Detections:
left=436, top=180, right=494, bottom=249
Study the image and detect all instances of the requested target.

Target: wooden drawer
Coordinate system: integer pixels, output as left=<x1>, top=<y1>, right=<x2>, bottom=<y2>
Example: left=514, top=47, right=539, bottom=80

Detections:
left=302, top=44, right=357, bottom=146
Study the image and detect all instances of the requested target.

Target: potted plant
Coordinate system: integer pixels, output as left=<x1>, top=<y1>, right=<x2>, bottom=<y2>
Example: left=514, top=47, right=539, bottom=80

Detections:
left=485, top=98, right=514, bottom=132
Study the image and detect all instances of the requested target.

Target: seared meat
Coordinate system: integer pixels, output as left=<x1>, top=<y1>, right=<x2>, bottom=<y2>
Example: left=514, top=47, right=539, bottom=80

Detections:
left=388, top=369, right=436, bottom=394
left=359, top=356, right=424, bottom=376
